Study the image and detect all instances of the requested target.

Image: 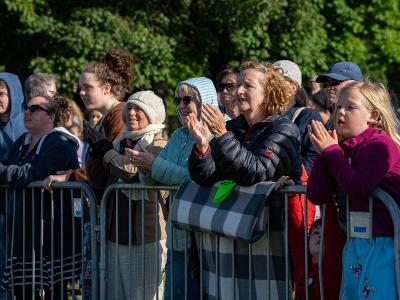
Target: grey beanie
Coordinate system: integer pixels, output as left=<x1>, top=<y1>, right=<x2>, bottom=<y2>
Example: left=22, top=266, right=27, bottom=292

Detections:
left=125, top=91, right=166, bottom=124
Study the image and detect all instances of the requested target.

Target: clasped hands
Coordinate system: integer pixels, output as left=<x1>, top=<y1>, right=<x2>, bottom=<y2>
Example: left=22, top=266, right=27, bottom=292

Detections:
left=186, top=104, right=227, bottom=155
left=308, top=120, right=338, bottom=154
left=125, top=148, right=155, bottom=172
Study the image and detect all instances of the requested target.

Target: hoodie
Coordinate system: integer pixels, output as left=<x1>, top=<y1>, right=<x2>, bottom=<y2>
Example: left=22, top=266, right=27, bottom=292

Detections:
left=0, top=73, right=26, bottom=159
left=147, top=77, right=218, bottom=251
left=176, top=77, right=219, bottom=126
left=0, top=129, right=79, bottom=188
left=149, top=77, right=219, bottom=185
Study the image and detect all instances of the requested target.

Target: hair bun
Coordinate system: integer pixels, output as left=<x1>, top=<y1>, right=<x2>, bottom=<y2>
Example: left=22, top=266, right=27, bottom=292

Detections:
left=102, top=49, right=134, bottom=89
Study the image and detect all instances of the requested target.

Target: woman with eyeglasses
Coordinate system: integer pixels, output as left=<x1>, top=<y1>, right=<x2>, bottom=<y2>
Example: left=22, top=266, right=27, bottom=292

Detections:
left=0, top=95, right=81, bottom=298
left=137, top=77, right=219, bottom=300
left=215, top=66, right=240, bottom=119
left=188, top=61, right=302, bottom=299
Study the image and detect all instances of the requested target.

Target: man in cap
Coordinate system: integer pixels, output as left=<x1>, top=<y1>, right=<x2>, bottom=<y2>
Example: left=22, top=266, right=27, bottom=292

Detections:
left=273, top=59, right=321, bottom=300
left=316, top=61, right=363, bottom=109
left=273, top=59, right=322, bottom=175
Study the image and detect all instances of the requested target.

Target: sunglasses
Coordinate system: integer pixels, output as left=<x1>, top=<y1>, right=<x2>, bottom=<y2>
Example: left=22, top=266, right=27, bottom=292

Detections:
left=217, top=82, right=236, bottom=92
left=323, top=79, right=344, bottom=87
left=174, top=95, right=196, bottom=106
left=22, top=103, right=53, bottom=114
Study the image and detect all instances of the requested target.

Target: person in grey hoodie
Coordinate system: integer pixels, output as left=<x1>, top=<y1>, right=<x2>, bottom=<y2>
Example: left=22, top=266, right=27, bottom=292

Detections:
left=0, top=72, right=25, bottom=300
left=0, top=72, right=26, bottom=159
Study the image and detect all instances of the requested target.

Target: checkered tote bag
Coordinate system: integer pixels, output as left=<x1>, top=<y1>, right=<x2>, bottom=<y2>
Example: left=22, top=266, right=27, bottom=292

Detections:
left=170, top=180, right=276, bottom=243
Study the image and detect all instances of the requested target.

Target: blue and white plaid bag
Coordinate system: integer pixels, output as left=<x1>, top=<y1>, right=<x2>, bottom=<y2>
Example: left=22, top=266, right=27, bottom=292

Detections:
left=170, top=180, right=276, bottom=243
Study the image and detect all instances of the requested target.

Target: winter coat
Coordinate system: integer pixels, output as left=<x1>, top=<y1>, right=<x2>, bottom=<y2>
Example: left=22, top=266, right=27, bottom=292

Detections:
left=0, top=130, right=79, bottom=187
left=75, top=102, right=125, bottom=197
left=286, top=106, right=322, bottom=175
left=189, top=114, right=302, bottom=186
left=102, top=131, right=168, bottom=245
left=0, top=129, right=81, bottom=290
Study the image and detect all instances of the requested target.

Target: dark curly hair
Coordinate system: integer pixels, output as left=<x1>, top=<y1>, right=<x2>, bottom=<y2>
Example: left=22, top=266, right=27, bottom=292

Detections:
left=83, top=49, right=134, bottom=99
left=31, top=95, right=69, bottom=127
left=239, top=60, right=293, bottom=117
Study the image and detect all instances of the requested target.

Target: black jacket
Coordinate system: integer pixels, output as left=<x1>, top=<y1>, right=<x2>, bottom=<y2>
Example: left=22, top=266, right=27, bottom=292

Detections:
left=188, top=114, right=302, bottom=186
left=285, top=106, right=322, bottom=175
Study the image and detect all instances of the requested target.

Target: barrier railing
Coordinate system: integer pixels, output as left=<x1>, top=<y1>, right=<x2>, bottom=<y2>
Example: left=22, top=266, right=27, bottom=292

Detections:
left=99, top=183, right=177, bottom=300
left=368, top=188, right=400, bottom=297
left=0, top=181, right=98, bottom=300
left=99, top=183, right=400, bottom=300
left=99, top=183, right=314, bottom=300
left=1, top=181, right=397, bottom=300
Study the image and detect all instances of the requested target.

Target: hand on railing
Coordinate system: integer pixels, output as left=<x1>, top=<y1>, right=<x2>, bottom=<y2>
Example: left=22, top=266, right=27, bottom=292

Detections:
left=274, top=176, right=295, bottom=191
left=43, top=170, right=72, bottom=191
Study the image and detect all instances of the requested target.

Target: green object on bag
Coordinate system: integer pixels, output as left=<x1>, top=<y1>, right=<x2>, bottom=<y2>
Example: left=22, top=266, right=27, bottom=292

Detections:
left=213, top=180, right=237, bottom=205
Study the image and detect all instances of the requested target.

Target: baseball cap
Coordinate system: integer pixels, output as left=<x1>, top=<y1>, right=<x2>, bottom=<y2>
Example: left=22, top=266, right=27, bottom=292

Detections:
left=273, top=60, right=302, bottom=86
left=316, top=61, right=363, bottom=83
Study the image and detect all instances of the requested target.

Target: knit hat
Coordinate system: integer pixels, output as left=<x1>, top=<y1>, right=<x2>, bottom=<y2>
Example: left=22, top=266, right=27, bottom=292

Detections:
left=177, top=77, right=218, bottom=107
left=273, top=60, right=302, bottom=86
left=124, top=91, right=166, bottom=124
left=175, top=77, right=218, bottom=125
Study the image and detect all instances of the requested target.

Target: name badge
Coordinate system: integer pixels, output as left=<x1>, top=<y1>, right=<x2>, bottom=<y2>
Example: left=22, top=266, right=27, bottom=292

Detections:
left=73, top=198, right=82, bottom=218
left=350, top=211, right=370, bottom=239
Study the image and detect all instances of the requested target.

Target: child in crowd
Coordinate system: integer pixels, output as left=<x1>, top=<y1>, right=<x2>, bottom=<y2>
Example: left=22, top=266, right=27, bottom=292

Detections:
left=307, top=81, right=400, bottom=299
left=296, top=201, right=345, bottom=300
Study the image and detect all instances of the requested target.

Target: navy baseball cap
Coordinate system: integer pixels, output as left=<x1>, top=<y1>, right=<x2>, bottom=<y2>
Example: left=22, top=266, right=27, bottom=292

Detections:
left=316, top=61, right=363, bottom=83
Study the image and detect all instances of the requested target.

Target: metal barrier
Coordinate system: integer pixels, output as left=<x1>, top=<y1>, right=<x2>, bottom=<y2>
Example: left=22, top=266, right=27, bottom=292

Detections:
left=3, top=181, right=391, bottom=299
left=0, top=181, right=98, bottom=300
left=99, top=183, right=400, bottom=300
left=367, top=188, right=400, bottom=297
left=99, top=183, right=315, bottom=300
left=99, top=183, right=176, bottom=300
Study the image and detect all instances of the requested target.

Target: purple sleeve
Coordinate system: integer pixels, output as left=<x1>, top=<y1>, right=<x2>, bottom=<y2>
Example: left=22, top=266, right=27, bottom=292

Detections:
left=323, top=140, right=398, bottom=200
left=306, top=152, right=337, bottom=204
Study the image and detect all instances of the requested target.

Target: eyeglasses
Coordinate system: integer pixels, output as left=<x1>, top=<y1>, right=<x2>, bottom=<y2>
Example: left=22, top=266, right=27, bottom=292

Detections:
left=323, top=79, right=345, bottom=87
left=174, top=95, right=196, bottom=106
left=217, top=82, right=236, bottom=92
left=22, top=103, right=53, bottom=114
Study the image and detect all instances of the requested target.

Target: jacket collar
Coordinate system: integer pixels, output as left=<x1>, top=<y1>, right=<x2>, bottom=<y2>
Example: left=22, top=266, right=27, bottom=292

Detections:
left=340, top=127, right=379, bottom=155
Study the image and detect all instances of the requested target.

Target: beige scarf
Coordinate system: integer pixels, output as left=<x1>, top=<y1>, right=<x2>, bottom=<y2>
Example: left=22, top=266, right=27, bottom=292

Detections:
left=113, top=124, right=165, bottom=152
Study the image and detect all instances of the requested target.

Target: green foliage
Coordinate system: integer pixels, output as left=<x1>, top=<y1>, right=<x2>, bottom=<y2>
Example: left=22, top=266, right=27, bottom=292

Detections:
left=1, top=0, right=400, bottom=118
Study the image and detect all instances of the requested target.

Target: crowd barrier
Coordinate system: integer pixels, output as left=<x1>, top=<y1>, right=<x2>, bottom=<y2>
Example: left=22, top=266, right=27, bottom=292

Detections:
left=99, top=183, right=177, bottom=300
left=0, top=181, right=398, bottom=300
left=0, top=181, right=98, bottom=300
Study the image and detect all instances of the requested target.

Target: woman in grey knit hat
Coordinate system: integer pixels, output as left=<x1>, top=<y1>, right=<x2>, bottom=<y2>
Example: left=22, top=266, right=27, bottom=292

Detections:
left=95, top=90, right=168, bottom=300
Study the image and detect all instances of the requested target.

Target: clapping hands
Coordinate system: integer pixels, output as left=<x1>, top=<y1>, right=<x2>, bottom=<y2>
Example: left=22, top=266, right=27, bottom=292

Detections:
left=308, top=120, right=338, bottom=154
left=186, top=113, right=210, bottom=155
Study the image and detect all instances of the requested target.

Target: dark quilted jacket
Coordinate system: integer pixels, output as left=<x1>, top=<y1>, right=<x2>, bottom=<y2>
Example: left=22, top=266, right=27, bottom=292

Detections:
left=188, top=114, right=302, bottom=186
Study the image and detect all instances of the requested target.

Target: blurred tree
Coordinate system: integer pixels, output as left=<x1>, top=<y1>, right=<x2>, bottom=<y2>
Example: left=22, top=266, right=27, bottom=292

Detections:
left=1, top=0, right=400, bottom=123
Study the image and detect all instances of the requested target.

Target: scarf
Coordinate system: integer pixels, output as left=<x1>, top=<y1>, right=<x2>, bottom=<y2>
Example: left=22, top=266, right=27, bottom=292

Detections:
left=113, top=123, right=165, bottom=152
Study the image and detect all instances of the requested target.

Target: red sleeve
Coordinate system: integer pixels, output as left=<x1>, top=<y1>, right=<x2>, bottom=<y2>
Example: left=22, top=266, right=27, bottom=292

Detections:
left=192, top=144, right=211, bottom=158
